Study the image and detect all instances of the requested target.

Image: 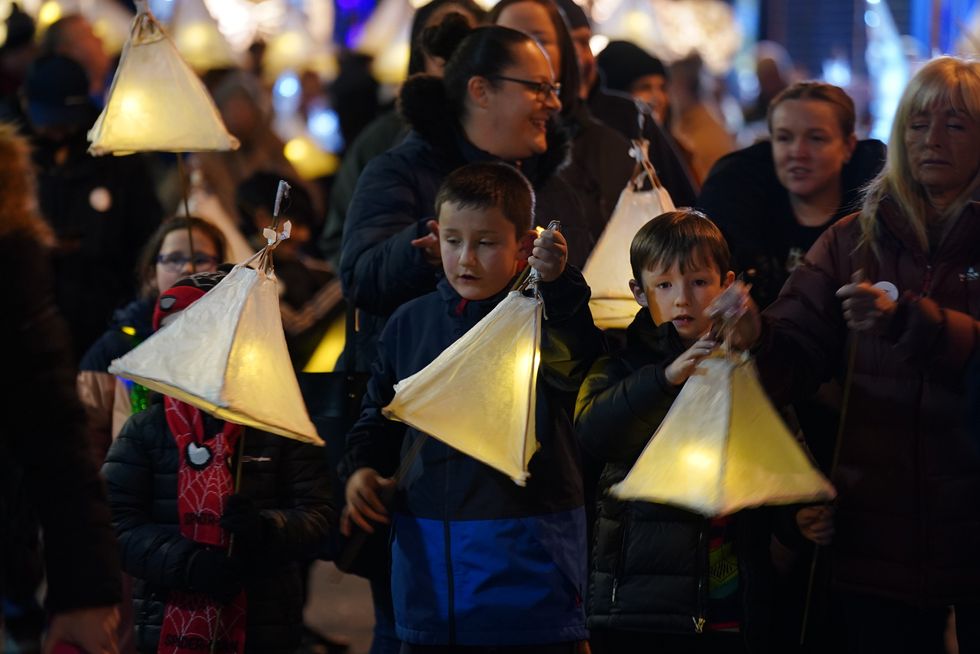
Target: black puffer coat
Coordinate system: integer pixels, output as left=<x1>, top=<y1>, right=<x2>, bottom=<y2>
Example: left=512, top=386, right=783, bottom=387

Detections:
left=339, top=76, right=593, bottom=371
left=575, top=311, right=785, bottom=652
left=103, top=402, right=334, bottom=654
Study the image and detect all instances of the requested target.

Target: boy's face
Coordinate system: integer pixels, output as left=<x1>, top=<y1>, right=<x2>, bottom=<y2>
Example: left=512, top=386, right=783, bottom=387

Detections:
left=629, top=258, right=735, bottom=345
left=439, top=202, right=533, bottom=301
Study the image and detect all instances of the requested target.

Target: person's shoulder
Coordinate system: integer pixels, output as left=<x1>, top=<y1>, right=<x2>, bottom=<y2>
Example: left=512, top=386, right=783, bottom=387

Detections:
left=385, top=288, right=446, bottom=332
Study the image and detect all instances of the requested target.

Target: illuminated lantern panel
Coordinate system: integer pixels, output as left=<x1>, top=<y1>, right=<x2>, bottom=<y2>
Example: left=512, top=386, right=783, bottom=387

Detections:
left=612, top=355, right=835, bottom=516
left=110, top=255, right=323, bottom=445
left=383, top=291, right=543, bottom=485
left=87, top=7, right=239, bottom=155
left=171, top=0, right=237, bottom=72
left=583, top=146, right=675, bottom=330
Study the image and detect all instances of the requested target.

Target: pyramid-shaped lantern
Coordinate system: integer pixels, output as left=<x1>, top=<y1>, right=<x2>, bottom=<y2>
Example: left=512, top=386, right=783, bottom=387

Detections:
left=87, top=0, right=239, bottom=155
left=170, top=0, right=237, bottom=73
left=583, top=139, right=675, bottom=330
left=109, top=222, right=322, bottom=446
left=611, top=353, right=835, bottom=516
left=382, top=284, right=543, bottom=485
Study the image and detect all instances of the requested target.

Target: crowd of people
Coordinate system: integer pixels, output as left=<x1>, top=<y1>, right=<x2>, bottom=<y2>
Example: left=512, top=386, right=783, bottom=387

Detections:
left=1, top=3, right=979, bottom=654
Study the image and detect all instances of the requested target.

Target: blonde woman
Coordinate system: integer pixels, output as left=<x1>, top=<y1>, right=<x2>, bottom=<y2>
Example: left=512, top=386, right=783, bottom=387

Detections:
left=719, top=56, right=980, bottom=653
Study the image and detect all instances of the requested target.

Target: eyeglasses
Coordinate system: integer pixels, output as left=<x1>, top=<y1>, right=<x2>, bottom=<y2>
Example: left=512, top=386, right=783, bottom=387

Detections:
left=156, top=253, right=220, bottom=271
left=490, top=75, right=561, bottom=100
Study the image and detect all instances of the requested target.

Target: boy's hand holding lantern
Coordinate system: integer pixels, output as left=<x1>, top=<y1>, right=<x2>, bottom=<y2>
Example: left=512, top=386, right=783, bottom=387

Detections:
left=528, top=226, right=567, bottom=283
left=706, top=280, right=760, bottom=350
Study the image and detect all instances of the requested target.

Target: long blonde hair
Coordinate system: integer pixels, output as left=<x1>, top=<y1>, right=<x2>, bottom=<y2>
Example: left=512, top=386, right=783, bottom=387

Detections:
left=859, top=56, right=980, bottom=256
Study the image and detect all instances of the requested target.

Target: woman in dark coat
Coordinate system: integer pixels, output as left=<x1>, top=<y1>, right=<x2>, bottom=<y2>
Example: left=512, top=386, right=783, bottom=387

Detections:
left=490, top=0, right=635, bottom=242
left=339, top=18, right=593, bottom=371
left=719, top=56, right=980, bottom=654
left=697, top=82, right=885, bottom=310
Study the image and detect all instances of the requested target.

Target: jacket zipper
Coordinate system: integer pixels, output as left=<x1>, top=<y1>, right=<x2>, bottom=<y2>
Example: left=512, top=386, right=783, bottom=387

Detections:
left=611, top=512, right=630, bottom=605
left=694, top=522, right=707, bottom=634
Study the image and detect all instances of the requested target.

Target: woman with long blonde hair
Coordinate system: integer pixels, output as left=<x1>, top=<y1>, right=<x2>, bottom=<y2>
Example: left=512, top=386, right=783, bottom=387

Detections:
left=719, top=56, right=980, bottom=652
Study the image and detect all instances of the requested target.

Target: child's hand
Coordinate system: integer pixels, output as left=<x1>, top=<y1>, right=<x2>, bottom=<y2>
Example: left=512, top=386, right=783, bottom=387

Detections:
left=705, top=281, right=760, bottom=350
left=796, top=505, right=835, bottom=546
left=341, top=468, right=395, bottom=536
left=410, top=219, right=441, bottom=267
left=665, top=335, right=719, bottom=386
left=528, top=228, right=567, bottom=283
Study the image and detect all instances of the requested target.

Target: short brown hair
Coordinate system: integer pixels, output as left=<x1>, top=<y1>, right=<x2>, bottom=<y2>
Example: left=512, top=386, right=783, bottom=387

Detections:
left=435, top=161, right=534, bottom=237
left=767, top=81, right=856, bottom=138
left=629, top=209, right=731, bottom=285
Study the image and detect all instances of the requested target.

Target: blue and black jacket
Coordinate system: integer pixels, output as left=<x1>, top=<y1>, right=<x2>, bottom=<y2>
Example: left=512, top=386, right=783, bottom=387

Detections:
left=340, top=268, right=603, bottom=646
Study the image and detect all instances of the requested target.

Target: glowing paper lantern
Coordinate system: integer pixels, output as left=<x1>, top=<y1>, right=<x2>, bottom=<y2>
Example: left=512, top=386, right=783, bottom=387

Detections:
left=109, top=235, right=323, bottom=445
left=170, top=0, right=236, bottom=72
left=382, top=290, right=543, bottom=485
left=583, top=140, right=674, bottom=329
left=611, top=354, right=835, bottom=516
left=87, top=2, right=239, bottom=155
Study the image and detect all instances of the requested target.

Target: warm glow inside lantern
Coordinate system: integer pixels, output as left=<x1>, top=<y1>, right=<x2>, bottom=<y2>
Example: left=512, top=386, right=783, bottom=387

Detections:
left=611, top=354, right=835, bottom=516
left=382, top=290, right=543, bottom=485
left=171, top=0, right=237, bottom=72
left=109, top=245, right=322, bottom=446
left=583, top=141, right=675, bottom=329
left=87, top=3, right=239, bottom=155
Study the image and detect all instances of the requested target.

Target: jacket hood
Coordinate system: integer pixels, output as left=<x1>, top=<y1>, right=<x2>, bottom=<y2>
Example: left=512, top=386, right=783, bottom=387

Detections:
left=876, top=197, right=980, bottom=264
left=398, top=74, right=571, bottom=189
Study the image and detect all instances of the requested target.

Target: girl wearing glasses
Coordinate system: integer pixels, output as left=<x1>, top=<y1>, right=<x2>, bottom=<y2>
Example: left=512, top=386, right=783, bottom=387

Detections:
left=77, top=216, right=227, bottom=461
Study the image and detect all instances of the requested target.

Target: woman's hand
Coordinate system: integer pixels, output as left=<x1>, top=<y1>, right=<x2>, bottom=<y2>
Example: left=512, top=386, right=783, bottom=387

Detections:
left=410, top=219, right=441, bottom=267
left=341, top=468, right=394, bottom=536
left=795, top=505, right=835, bottom=546
left=836, top=272, right=896, bottom=333
left=665, top=335, right=719, bottom=386
left=705, top=281, right=761, bottom=350
left=528, top=228, right=567, bottom=283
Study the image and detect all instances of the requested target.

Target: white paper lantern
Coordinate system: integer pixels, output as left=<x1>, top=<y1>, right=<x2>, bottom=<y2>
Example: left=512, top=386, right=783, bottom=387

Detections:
left=583, top=140, right=675, bottom=330
left=611, top=354, right=835, bottom=516
left=109, top=246, right=322, bottom=446
left=382, top=290, right=543, bottom=485
left=87, top=2, right=239, bottom=155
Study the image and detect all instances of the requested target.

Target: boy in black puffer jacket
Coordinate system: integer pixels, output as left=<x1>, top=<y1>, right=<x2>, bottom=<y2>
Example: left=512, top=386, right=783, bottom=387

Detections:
left=103, top=271, right=334, bottom=654
left=575, top=210, right=828, bottom=654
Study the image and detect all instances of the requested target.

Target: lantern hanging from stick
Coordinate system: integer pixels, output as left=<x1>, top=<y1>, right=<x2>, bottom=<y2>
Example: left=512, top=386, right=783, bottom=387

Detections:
left=382, top=269, right=545, bottom=486
left=611, top=352, right=835, bottom=516
left=87, top=0, right=239, bottom=155
left=109, top=183, right=321, bottom=446
left=583, top=138, right=675, bottom=330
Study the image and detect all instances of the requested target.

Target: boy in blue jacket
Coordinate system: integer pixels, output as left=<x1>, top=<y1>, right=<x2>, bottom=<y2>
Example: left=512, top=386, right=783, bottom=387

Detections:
left=339, top=161, right=602, bottom=652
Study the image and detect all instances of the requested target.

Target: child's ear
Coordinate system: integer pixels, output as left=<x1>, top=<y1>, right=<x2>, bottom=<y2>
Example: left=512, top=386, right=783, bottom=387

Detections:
left=722, top=270, right=736, bottom=288
left=517, top=230, right=536, bottom=259
left=629, top=279, right=649, bottom=308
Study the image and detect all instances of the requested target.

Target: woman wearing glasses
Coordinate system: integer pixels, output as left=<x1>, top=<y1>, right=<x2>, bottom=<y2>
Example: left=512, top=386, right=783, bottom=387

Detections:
left=339, top=16, right=593, bottom=374
left=490, top=0, right=636, bottom=242
left=77, top=217, right=227, bottom=461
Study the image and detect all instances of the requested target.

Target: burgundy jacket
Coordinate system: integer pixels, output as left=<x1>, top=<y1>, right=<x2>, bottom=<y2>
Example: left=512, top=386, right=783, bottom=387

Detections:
left=758, top=198, right=980, bottom=605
